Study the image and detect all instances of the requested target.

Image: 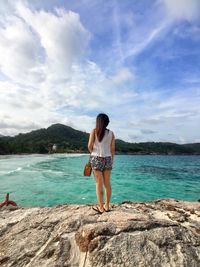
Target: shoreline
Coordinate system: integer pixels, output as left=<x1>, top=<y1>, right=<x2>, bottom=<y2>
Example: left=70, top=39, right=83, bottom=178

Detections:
left=1, top=152, right=200, bottom=156
left=1, top=197, right=200, bottom=210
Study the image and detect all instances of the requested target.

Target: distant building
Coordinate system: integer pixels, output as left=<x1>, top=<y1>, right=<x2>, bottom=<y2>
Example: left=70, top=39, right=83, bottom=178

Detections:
left=48, top=143, right=57, bottom=153
left=52, top=144, right=57, bottom=152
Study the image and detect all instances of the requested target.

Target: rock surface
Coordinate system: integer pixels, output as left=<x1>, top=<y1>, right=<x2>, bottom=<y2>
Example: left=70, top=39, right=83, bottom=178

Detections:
left=0, top=199, right=200, bottom=267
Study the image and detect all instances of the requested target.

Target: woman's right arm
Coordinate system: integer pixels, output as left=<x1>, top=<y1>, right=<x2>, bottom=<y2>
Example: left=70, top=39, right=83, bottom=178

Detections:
left=88, top=129, right=95, bottom=153
left=111, top=132, right=115, bottom=162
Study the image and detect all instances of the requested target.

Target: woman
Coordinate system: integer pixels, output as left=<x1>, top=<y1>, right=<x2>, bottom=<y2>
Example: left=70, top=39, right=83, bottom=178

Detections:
left=88, top=113, right=115, bottom=214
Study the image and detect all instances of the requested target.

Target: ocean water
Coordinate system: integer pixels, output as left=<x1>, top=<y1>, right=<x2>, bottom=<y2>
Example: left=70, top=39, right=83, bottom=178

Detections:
left=0, top=154, right=199, bottom=207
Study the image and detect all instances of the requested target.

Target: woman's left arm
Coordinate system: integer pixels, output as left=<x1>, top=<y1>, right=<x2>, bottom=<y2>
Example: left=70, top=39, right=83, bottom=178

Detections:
left=111, top=132, right=115, bottom=162
left=88, top=129, right=95, bottom=153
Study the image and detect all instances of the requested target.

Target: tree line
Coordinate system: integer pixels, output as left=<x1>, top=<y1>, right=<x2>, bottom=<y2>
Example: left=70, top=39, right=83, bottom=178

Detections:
left=0, top=124, right=199, bottom=155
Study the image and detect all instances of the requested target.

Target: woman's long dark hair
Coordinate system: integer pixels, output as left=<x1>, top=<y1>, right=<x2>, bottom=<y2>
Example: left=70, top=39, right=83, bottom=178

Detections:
left=96, top=113, right=110, bottom=142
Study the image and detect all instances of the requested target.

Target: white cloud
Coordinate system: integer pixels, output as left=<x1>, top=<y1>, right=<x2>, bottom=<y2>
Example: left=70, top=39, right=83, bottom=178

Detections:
left=124, top=20, right=171, bottom=59
left=0, top=0, right=137, bottom=137
left=163, top=0, right=200, bottom=21
left=118, top=86, right=200, bottom=143
left=16, top=2, right=91, bottom=77
left=0, top=0, right=199, bottom=144
left=173, top=25, right=200, bottom=40
left=111, top=67, right=134, bottom=84
left=0, top=120, right=39, bottom=130
left=0, top=16, right=43, bottom=83
left=141, top=129, right=157, bottom=135
left=0, top=1, right=94, bottom=136
left=0, top=0, right=91, bottom=84
left=122, top=0, right=200, bottom=60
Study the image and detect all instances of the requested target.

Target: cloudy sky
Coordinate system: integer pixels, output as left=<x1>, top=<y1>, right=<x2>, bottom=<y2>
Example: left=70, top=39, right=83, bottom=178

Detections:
left=0, top=0, right=200, bottom=143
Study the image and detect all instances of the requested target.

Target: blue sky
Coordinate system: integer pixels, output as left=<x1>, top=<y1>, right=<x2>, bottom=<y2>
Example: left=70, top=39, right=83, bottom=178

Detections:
left=0, top=0, right=200, bottom=143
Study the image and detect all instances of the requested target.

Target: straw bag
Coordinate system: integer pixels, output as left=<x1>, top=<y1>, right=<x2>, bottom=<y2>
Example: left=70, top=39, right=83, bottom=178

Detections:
left=84, top=130, right=95, bottom=176
left=84, top=161, right=92, bottom=176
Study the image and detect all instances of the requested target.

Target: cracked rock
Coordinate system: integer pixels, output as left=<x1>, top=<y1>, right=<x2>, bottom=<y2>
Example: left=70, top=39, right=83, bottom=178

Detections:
left=0, top=199, right=199, bottom=267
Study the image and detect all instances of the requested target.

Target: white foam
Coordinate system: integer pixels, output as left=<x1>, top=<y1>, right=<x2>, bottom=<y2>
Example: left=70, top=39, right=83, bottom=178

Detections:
left=53, top=153, right=88, bottom=158
left=7, top=167, right=22, bottom=174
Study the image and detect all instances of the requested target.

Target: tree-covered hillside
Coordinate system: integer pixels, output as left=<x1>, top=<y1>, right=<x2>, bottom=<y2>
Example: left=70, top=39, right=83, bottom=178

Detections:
left=0, top=124, right=200, bottom=155
left=0, top=124, right=88, bottom=154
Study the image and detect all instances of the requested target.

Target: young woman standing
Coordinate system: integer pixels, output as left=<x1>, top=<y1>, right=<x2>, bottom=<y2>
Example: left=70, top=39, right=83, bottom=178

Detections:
left=88, top=113, right=115, bottom=213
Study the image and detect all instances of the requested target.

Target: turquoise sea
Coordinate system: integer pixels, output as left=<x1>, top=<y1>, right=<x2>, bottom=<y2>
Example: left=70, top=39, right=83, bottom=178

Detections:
left=0, top=154, right=199, bottom=207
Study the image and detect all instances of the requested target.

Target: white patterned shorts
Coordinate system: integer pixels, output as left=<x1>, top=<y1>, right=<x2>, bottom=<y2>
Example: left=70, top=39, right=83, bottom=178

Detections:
left=90, top=156, right=112, bottom=172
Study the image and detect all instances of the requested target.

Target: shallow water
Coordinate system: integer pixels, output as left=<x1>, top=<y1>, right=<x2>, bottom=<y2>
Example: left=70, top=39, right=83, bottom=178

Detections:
left=0, top=154, right=199, bottom=206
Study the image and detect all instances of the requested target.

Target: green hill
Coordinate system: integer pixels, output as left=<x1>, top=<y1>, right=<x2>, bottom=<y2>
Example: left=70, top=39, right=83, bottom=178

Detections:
left=0, top=124, right=88, bottom=154
left=0, top=124, right=199, bottom=155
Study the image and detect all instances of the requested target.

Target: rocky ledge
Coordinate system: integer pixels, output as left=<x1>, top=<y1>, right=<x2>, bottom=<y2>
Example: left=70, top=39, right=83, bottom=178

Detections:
left=0, top=199, right=200, bottom=267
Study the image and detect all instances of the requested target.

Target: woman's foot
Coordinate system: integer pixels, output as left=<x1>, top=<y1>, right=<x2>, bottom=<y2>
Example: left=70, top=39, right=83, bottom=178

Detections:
left=92, top=205, right=104, bottom=214
left=103, top=204, right=110, bottom=212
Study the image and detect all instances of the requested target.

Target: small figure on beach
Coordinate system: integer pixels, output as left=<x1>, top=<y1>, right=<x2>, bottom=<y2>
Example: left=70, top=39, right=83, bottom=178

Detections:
left=88, top=113, right=115, bottom=213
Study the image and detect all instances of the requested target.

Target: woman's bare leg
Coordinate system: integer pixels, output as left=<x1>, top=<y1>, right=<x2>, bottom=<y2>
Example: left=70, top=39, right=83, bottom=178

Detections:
left=103, top=169, right=112, bottom=210
left=93, top=170, right=104, bottom=212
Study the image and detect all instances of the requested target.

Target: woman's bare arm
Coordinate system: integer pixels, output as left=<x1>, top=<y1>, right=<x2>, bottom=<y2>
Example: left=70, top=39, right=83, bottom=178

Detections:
left=111, top=132, right=115, bottom=162
left=88, top=129, right=95, bottom=153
